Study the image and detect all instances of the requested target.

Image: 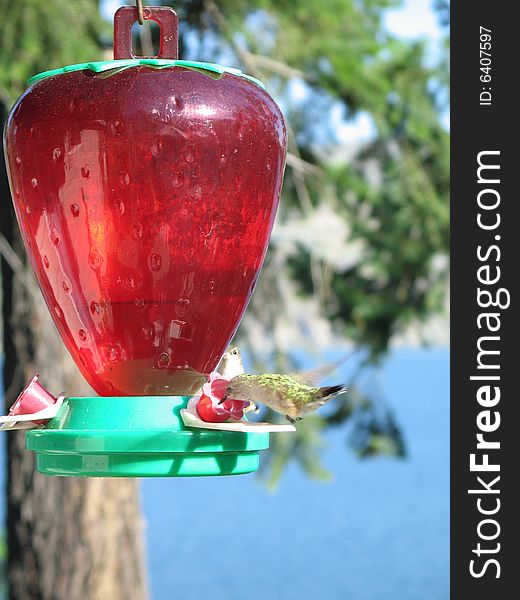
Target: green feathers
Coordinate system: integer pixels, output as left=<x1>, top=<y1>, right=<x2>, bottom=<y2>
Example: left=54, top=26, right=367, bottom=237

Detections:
left=234, top=374, right=314, bottom=403
left=226, top=373, right=346, bottom=420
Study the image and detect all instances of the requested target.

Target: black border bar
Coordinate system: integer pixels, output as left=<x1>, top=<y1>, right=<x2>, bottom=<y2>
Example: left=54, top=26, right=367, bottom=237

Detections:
left=451, top=2, right=519, bottom=597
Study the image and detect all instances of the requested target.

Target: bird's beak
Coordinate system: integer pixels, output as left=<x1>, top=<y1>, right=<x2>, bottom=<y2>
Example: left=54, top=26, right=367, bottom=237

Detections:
left=218, top=395, right=227, bottom=405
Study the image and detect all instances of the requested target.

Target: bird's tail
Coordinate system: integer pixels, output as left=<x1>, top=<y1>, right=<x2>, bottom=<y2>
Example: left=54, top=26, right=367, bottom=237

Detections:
left=302, top=384, right=347, bottom=414
left=318, top=384, right=347, bottom=399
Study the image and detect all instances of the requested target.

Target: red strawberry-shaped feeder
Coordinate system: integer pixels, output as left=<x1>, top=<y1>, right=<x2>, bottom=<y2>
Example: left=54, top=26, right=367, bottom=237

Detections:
left=3, top=5, right=287, bottom=477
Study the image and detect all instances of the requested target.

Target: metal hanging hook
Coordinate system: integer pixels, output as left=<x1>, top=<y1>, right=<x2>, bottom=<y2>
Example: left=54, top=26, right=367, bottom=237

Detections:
left=136, top=0, right=145, bottom=25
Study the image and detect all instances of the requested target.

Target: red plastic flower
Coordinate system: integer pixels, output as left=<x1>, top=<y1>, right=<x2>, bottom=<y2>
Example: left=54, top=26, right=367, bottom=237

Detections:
left=194, top=372, right=249, bottom=423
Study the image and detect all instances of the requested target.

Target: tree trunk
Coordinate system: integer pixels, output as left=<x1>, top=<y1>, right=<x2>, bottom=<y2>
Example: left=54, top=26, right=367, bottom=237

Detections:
left=2, top=102, right=148, bottom=600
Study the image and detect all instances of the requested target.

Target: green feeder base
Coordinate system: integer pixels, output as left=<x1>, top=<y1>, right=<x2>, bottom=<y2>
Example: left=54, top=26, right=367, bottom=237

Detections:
left=25, top=396, right=270, bottom=477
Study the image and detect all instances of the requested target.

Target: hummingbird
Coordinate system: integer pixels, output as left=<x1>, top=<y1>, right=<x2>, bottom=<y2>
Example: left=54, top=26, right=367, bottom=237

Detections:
left=215, top=344, right=259, bottom=414
left=223, top=372, right=347, bottom=423
left=216, top=344, right=245, bottom=379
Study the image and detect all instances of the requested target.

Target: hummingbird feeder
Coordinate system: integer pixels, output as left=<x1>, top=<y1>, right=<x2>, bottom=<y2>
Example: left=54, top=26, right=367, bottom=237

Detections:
left=3, top=4, right=288, bottom=477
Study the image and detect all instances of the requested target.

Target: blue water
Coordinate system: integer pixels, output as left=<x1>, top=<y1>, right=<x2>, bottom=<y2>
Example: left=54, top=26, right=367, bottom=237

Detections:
left=141, top=347, right=449, bottom=599
left=1, top=347, right=449, bottom=599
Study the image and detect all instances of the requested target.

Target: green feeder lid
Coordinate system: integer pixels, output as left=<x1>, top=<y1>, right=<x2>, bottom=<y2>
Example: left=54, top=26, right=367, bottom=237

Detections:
left=26, top=396, right=270, bottom=477
left=27, top=59, right=266, bottom=90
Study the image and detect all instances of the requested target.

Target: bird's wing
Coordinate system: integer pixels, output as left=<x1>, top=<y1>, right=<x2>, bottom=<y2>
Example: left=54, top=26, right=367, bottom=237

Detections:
left=290, top=351, right=356, bottom=386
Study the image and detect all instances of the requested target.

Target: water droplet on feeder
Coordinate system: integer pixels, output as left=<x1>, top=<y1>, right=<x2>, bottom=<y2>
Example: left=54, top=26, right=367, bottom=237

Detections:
left=171, top=171, right=184, bottom=187
left=118, top=172, right=130, bottom=188
left=185, top=147, right=195, bottom=163
left=54, top=306, right=63, bottom=319
left=151, top=140, right=162, bottom=157
left=149, top=253, right=162, bottom=272
left=81, top=165, right=90, bottom=179
left=78, top=329, right=87, bottom=342
left=90, top=300, right=101, bottom=315
left=132, top=222, right=143, bottom=239
left=135, top=298, right=146, bottom=309
left=88, top=250, right=103, bottom=269
left=111, top=120, right=124, bottom=135
left=105, top=344, right=121, bottom=363
left=15, top=156, right=21, bottom=167
left=62, top=280, right=71, bottom=293
left=124, top=275, right=136, bottom=290
left=118, top=201, right=125, bottom=215
left=142, top=324, right=155, bottom=340
left=31, top=178, right=38, bottom=188
left=175, top=298, right=190, bottom=317
left=52, top=148, right=62, bottom=163
left=70, top=203, right=80, bottom=217
left=158, top=352, right=171, bottom=369
left=171, top=96, right=183, bottom=109
left=50, top=230, right=60, bottom=246
left=203, top=277, right=217, bottom=294
left=43, top=255, right=50, bottom=269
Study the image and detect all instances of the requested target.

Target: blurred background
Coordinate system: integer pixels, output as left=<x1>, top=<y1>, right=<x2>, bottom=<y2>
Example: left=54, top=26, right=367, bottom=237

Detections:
left=0, top=1, right=449, bottom=599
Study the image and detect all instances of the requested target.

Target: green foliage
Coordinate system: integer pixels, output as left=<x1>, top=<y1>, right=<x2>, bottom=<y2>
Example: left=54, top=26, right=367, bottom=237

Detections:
left=0, top=0, right=105, bottom=104
left=175, top=0, right=449, bottom=358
